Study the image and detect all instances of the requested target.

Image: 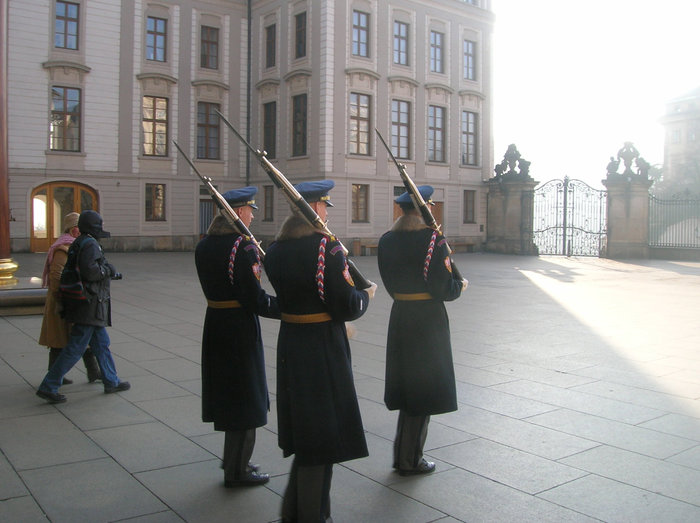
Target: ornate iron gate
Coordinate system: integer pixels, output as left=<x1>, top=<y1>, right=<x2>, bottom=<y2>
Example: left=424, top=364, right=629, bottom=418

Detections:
left=533, top=177, right=607, bottom=256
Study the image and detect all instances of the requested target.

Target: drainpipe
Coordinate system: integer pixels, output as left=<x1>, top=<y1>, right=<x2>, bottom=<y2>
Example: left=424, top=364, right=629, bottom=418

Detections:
left=246, top=0, right=252, bottom=185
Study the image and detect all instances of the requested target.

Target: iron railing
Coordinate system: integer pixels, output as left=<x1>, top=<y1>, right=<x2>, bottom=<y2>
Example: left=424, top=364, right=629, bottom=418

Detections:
left=649, top=195, right=700, bottom=248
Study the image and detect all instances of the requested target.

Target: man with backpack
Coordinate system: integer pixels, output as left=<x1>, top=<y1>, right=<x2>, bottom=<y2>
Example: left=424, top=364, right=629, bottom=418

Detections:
left=36, top=210, right=130, bottom=404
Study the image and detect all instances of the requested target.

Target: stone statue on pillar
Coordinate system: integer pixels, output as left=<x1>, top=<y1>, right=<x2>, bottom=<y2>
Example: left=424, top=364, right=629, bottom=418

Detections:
left=493, top=144, right=534, bottom=182
left=605, top=142, right=650, bottom=181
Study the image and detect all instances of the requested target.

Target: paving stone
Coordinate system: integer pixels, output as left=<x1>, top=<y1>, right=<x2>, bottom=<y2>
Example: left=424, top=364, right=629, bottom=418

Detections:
left=136, top=356, right=202, bottom=382
left=638, top=412, right=700, bottom=441
left=527, top=408, right=696, bottom=459
left=135, top=395, right=210, bottom=437
left=391, top=467, right=597, bottom=522
left=539, top=473, right=700, bottom=522
left=572, top=379, right=700, bottom=417
left=135, top=460, right=282, bottom=523
left=0, top=412, right=106, bottom=470
left=438, top=404, right=598, bottom=460
left=456, top=380, right=558, bottom=419
left=87, top=421, right=215, bottom=473
left=0, top=496, right=48, bottom=523
left=0, top=452, right=27, bottom=500
left=493, top=379, right=664, bottom=424
left=55, top=390, right=155, bottom=431
left=560, top=444, right=700, bottom=506
left=330, top=464, right=448, bottom=522
left=429, top=438, right=587, bottom=494
left=21, top=458, right=166, bottom=523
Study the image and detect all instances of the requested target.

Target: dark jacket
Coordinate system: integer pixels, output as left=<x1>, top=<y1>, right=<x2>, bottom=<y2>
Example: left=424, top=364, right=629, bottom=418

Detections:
left=378, top=214, right=463, bottom=416
left=62, top=234, right=114, bottom=327
left=264, top=215, right=369, bottom=465
left=195, top=215, right=279, bottom=431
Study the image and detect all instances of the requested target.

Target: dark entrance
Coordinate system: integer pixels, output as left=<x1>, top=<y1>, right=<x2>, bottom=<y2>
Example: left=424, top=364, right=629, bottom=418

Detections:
left=533, top=176, right=607, bottom=256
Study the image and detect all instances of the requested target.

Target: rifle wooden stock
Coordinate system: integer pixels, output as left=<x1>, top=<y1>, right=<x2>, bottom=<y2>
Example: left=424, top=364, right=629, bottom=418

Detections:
left=375, top=129, right=463, bottom=281
left=216, top=110, right=371, bottom=290
left=172, top=140, right=265, bottom=257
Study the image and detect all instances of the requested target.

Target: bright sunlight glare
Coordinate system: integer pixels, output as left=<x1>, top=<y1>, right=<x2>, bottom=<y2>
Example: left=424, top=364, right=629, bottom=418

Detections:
left=493, top=1, right=700, bottom=187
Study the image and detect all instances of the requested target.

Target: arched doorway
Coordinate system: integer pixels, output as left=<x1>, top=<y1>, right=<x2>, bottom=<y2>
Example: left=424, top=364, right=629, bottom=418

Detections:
left=30, top=182, right=98, bottom=252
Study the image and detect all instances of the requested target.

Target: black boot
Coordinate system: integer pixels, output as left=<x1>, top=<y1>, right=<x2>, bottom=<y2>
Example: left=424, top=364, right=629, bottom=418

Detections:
left=83, top=348, right=101, bottom=383
left=48, top=348, right=72, bottom=385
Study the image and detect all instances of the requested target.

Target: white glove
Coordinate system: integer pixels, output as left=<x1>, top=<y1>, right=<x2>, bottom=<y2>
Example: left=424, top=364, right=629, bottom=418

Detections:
left=365, top=281, right=378, bottom=299
left=461, top=279, right=469, bottom=291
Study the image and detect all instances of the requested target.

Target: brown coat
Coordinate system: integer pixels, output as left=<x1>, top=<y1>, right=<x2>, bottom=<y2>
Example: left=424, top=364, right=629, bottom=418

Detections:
left=38, top=246, right=71, bottom=348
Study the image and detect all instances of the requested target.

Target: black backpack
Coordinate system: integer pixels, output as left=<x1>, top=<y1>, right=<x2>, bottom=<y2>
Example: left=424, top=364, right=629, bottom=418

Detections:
left=59, top=236, right=94, bottom=302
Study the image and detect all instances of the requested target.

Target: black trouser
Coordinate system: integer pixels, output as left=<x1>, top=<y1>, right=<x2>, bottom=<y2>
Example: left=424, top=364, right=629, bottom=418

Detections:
left=222, top=429, right=255, bottom=479
left=282, top=457, right=333, bottom=523
left=393, top=411, right=430, bottom=470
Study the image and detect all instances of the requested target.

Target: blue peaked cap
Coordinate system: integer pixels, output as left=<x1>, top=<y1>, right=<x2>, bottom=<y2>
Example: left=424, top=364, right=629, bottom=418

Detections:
left=223, top=186, right=258, bottom=209
left=294, top=180, right=335, bottom=206
left=395, top=185, right=435, bottom=206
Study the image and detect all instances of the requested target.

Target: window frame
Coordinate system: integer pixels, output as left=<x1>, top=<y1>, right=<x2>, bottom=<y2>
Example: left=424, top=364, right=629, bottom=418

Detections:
left=142, top=95, right=169, bottom=157
left=295, top=12, right=307, bottom=59
left=349, top=92, right=371, bottom=156
left=50, top=86, right=81, bottom=152
left=265, top=24, right=276, bottom=68
left=352, top=10, right=369, bottom=58
left=463, top=39, right=476, bottom=80
left=430, top=30, right=444, bottom=73
left=200, top=25, right=219, bottom=70
left=393, top=21, right=408, bottom=66
left=55, top=1, right=80, bottom=50
left=391, top=99, right=411, bottom=160
left=461, top=110, right=478, bottom=166
left=197, top=102, right=220, bottom=160
left=263, top=101, right=277, bottom=159
left=145, top=183, right=166, bottom=222
left=146, top=16, right=167, bottom=62
left=352, top=183, right=370, bottom=223
left=292, top=93, right=307, bottom=157
left=463, top=189, right=476, bottom=224
left=427, top=105, right=446, bottom=163
left=263, top=185, right=274, bottom=222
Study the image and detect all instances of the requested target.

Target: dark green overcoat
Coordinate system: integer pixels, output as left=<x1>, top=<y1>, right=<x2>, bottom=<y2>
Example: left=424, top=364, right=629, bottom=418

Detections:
left=264, top=216, right=370, bottom=466
left=378, top=215, right=463, bottom=416
left=195, top=217, right=279, bottom=431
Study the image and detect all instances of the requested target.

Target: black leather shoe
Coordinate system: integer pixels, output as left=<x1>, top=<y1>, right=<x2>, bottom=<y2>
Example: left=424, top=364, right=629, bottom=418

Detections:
left=36, top=389, right=67, bottom=404
left=224, top=471, right=270, bottom=487
left=247, top=462, right=260, bottom=472
left=104, top=381, right=131, bottom=394
left=62, top=377, right=73, bottom=385
left=398, top=458, right=435, bottom=476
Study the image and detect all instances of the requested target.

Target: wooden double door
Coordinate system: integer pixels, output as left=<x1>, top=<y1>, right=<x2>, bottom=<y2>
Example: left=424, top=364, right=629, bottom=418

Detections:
left=30, top=182, right=98, bottom=252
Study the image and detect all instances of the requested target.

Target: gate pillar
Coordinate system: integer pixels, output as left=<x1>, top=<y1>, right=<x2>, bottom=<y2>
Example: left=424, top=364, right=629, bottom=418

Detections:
left=602, top=142, right=653, bottom=259
left=486, top=144, right=538, bottom=255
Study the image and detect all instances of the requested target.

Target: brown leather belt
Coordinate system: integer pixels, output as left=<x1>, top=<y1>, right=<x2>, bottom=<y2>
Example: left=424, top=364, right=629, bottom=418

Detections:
left=281, top=312, right=332, bottom=323
left=393, top=292, right=433, bottom=301
left=207, top=299, right=242, bottom=309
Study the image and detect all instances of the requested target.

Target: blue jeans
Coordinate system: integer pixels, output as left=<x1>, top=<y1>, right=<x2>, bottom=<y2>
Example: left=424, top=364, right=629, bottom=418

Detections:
left=39, top=324, right=120, bottom=393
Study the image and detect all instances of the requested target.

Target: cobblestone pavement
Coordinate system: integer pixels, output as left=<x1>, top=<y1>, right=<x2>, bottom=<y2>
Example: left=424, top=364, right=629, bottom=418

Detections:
left=2, top=252, right=700, bottom=522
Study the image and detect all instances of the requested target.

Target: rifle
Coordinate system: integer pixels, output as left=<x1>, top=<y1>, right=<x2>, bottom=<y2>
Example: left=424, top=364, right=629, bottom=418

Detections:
left=172, top=140, right=265, bottom=257
left=375, top=129, right=463, bottom=282
left=216, top=110, right=371, bottom=290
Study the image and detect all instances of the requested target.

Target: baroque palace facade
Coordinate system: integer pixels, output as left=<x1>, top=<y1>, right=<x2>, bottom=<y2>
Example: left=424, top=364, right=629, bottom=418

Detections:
left=7, top=0, right=494, bottom=252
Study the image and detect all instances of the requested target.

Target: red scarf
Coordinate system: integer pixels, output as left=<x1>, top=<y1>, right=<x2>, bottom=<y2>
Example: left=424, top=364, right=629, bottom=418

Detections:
left=42, top=233, right=76, bottom=287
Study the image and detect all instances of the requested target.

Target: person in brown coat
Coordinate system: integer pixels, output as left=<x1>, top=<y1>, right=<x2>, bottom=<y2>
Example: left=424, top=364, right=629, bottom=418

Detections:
left=39, top=212, right=100, bottom=384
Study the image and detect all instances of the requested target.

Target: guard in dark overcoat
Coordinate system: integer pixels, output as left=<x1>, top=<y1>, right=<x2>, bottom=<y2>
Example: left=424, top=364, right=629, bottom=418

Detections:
left=264, top=180, right=377, bottom=522
left=194, top=186, right=280, bottom=487
left=378, top=185, right=468, bottom=476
